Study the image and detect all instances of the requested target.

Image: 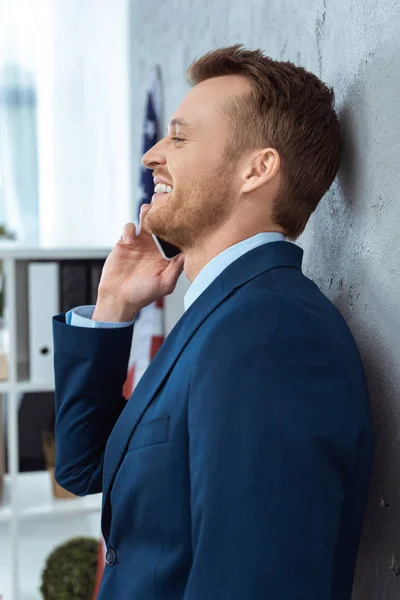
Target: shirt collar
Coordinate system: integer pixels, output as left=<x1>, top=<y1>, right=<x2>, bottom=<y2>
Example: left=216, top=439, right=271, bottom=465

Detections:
left=184, top=232, right=286, bottom=311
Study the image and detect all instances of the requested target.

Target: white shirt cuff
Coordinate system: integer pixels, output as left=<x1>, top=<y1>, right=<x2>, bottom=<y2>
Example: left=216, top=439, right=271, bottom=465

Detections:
left=66, top=305, right=135, bottom=328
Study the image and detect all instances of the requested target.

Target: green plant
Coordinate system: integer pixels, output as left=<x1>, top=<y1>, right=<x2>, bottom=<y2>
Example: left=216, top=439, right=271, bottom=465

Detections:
left=0, top=224, right=16, bottom=240
left=40, top=537, right=98, bottom=600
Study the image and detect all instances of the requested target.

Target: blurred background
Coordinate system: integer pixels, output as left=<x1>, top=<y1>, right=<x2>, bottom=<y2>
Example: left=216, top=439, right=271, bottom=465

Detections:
left=0, top=0, right=399, bottom=599
left=0, top=2, right=150, bottom=599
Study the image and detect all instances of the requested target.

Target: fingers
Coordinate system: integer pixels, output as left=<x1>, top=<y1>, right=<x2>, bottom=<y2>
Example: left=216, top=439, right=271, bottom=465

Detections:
left=122, top=203, right=151, bottom=245
left=160, top=254, right=185, bottom=294
left=123, top=222, right=137, bottom=245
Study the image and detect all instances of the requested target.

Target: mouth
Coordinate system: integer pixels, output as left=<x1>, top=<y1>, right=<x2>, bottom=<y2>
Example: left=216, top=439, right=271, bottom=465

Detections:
left=152, top=182, right=173, bottom=201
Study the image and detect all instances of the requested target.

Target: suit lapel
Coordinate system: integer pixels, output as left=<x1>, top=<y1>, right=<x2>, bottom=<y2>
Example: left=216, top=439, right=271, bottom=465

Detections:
left=101, top=241, right=303, bottom=538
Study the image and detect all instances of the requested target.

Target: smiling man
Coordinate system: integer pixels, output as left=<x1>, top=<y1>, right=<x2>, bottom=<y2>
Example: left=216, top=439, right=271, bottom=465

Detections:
left=53, top=46, right=374, bottom=600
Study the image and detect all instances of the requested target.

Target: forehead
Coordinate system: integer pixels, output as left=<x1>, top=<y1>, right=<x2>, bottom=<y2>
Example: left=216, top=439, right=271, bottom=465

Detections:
left=169, top=74, right=251, bottom=131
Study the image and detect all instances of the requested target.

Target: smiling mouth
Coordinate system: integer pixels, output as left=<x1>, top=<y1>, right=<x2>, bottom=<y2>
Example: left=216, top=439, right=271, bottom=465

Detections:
left=152, top=182, right=173, bottom=201
left=154, top=183, right=173, bottom=193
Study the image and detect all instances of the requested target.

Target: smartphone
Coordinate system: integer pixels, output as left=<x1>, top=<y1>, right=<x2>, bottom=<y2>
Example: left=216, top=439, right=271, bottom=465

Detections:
left=152, top=234, right=182, bottom=261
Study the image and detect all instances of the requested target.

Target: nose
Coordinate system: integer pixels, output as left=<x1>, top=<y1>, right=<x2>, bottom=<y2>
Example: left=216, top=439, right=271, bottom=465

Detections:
left=142, top=139, right=166, bottom=170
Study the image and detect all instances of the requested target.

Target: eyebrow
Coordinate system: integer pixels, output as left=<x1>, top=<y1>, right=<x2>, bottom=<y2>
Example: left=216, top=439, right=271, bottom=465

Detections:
left=168, top=118, right=192, bottom=130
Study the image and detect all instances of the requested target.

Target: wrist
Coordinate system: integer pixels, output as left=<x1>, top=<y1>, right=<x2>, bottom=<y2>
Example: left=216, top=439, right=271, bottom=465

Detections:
left=92, top=299, right=138, bottom=323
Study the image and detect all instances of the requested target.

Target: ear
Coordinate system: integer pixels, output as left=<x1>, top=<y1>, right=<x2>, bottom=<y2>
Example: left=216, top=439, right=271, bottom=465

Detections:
left=241, top=148, right=281, bottom=194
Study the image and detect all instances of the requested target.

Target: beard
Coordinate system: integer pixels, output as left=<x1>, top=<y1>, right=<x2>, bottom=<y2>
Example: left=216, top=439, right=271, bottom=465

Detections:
left=144, top=160, right=236, bottom=252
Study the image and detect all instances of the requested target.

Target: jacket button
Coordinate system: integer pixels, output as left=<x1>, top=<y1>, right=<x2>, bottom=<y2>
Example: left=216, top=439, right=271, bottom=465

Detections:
left=106, top=547, right=117, bottom=566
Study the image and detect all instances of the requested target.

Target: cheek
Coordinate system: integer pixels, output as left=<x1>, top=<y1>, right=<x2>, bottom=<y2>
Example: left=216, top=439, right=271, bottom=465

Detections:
left=168, top=148, right=202, bottom=183
left=168, top=145, right=225, bottom=192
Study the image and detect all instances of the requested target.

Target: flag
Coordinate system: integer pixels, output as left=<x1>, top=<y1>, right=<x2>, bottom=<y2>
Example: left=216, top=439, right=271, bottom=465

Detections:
left=92, top=70, right=164, bottom=600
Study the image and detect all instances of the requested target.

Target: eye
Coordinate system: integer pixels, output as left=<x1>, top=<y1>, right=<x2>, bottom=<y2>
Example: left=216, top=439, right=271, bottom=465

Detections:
left=171, top=137, right=185, bottom=143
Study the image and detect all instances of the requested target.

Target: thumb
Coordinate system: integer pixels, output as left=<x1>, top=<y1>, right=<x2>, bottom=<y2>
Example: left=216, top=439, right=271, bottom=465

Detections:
left=159, top=255, right=185, bottom=295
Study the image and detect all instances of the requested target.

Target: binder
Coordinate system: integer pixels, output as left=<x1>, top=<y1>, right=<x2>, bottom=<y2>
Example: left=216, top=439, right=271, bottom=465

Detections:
left=18, top=391, right=55, bottom=472
left=28, top=262, right=59, bottom=383
left=59, top=262, right=89, bottom=313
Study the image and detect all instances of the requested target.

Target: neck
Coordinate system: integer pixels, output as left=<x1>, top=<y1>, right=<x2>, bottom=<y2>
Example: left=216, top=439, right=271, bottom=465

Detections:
left=182, top=222, right=284, bottom=283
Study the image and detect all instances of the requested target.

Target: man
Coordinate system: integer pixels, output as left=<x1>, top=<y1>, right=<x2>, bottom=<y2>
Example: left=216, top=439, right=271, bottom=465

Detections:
left=53, top=45, right=374, bottom=599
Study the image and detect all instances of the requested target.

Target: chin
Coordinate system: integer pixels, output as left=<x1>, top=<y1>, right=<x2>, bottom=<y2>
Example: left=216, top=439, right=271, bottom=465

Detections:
left=144, top=208, right=169, bottom=241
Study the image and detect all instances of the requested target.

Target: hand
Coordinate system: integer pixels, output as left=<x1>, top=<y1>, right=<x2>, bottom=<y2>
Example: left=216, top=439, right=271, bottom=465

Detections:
left=92, top=204, right=184, bottom=322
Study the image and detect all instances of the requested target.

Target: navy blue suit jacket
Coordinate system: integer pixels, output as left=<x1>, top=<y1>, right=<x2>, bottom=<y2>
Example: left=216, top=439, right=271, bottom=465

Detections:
left=53, top=241, right=374, bottom=600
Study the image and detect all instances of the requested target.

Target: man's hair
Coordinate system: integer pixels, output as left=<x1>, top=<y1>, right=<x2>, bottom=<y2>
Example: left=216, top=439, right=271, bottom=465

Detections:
left=187, top=45, right=341, bottom=240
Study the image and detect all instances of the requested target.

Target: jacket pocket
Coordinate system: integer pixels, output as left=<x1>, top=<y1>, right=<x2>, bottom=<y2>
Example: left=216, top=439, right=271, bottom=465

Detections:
left=126, top=414, right=169, bottom=452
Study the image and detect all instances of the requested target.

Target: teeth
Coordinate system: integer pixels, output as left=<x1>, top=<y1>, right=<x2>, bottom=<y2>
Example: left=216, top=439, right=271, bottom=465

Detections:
left=154, top=182, right=173, bottom=194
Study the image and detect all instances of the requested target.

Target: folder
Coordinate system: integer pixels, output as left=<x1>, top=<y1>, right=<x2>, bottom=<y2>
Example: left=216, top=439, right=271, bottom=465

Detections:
left=59, top=262, right=89, bottom=313
left=28, top=262, right=59, bottom=383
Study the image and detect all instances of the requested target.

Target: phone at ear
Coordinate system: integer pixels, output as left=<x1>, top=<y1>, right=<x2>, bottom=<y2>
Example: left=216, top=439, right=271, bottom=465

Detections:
left=152, top=234, right=182, bottom=261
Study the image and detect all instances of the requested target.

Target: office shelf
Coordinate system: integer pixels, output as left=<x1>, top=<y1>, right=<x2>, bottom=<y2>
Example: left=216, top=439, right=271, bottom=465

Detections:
left=0, top=246, right=110, bottom=600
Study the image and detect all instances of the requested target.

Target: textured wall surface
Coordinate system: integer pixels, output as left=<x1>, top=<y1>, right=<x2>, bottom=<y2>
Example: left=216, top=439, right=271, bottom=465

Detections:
left=130, top=2, right=400, bottom=597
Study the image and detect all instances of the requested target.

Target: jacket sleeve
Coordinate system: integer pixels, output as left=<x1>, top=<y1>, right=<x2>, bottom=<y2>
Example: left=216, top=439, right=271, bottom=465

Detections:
left=52, top=313, right=134, bottom=496
left=184, top=302, right=357, bottom=599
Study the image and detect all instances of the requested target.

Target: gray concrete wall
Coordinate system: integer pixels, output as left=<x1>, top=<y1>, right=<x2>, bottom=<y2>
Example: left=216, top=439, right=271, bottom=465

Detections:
left=130, top=1, right=400, bottom=597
